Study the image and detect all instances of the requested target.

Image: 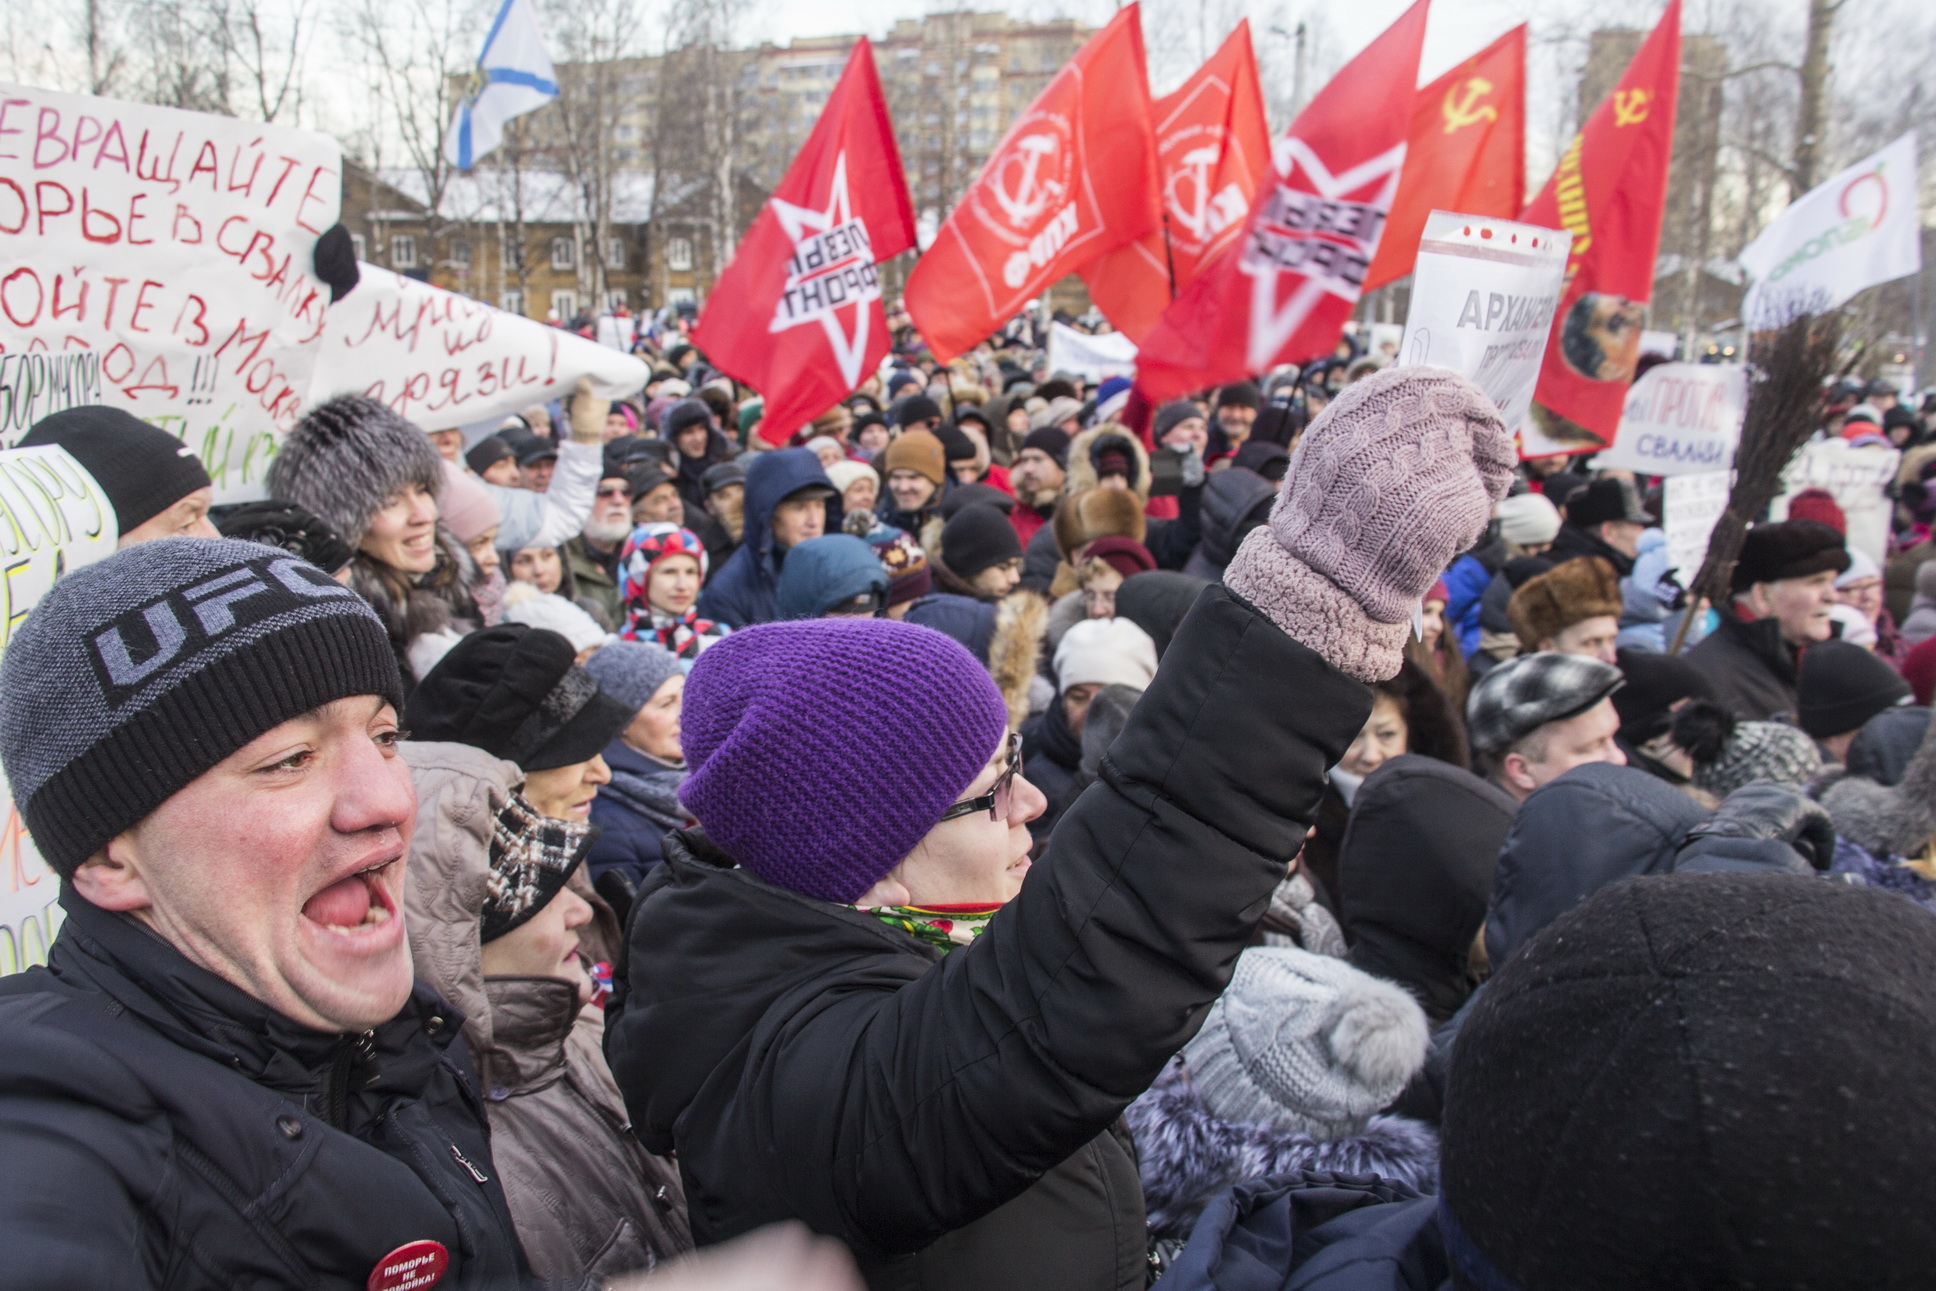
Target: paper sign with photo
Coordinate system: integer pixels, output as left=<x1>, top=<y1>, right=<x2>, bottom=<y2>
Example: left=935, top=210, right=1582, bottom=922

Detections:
left=1398, top=211, right=1569, bottom=446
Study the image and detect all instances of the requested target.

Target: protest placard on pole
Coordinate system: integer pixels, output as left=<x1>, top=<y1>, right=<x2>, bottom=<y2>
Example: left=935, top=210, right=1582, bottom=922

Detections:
left=1046, top=322, right=1138, bottom=386
left=1662, top=469, right=1732, bottom=582
left=1397, top=210, right=1570, bottom=443
left=0, top=444, right=116, bottom=975
left=1772, top=438, right=1900, bottom=565
left=1593, top=362, right=1748, bottom=476
left=307, top=264, right=648, bottom=428
left=0, top=83, right=341, bottom=500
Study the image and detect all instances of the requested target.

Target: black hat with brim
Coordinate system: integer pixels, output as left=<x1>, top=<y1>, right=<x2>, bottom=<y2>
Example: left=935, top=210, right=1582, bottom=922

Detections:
left=405, top=624, right=633, bottom=771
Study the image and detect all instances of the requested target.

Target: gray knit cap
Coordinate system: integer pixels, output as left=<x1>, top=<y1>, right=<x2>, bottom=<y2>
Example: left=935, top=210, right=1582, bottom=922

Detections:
left=268, top=394, right=445, bottom=548
left=0, top=538, right=402, bottom=875
left=1693, top=721, right=1822, bottom=800
left=582, top=640, right=683, bottom=713
left=1182, top=946, right=1429, bottom=1140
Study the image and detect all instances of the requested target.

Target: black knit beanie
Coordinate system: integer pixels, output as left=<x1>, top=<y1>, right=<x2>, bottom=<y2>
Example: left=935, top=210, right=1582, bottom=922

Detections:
left=1215, top=381, right=1261, bottom=410
left=1442, top=873, right=1936, bottom=1290
left=940, top=502, right=1022, bottom=579
left=1020, top=425, right=1070, bottom=468
left=268, top=395, right=445, bottom=550
left=934, top=422, right=978, bottom=463
left=0, top=538, right=402, bottom=876
left=1730, top=519, right=1849, bottom=593
left=1797, top=638, right=1912, bottom=738
left=1153, top=400, right=1203, bottom=442
left=466, top=435, right=515, bottom=475
left=21, top=406, right=212, bottom=534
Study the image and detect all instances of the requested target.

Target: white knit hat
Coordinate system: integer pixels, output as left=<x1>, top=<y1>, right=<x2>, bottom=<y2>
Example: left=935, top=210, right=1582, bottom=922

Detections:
left=824, top=459, right=877, bottom=498
left=1495, top=492, right=1562, bottom=546
left=502, top=584, right=613, bottom=654
left=1053, top=617, right=1158, bottom=692
left=1183, top=947, right=1429, bottom=1140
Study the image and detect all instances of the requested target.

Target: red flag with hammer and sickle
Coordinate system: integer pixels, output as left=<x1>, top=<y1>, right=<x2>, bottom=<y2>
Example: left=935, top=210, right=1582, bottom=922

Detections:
left=1081, top=21, right=1271, bottom=343
left=1519, top=0, right=1680, bottom=455
left=1364, top=23, right=1526, bottom=291
left=1134, top=0, right=1430, bottom=402
left=905, top=4, right=1159, bottom=363
left=691, top=38, right=916, bottom=445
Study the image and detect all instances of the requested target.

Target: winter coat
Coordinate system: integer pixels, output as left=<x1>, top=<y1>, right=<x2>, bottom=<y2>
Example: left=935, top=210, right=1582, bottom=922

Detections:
left=489, top=440, right=603, bottom=554
left=1547, top=521, right=1635, bottom=577
left=350, top=528, right=483, bottom=693
left=401, top=741, right=691, bottom=1283
left=1020, top=518, right=1062, bottom=593
left=1336, top=757, right=1514, bottom=1026
left=1182, top=468, right=1277, bottom=580
left=1154, top=1174, right=1447, bottom=1291
left=1064, top=425, right=1203, bottom=571
left=1440, top=550, right=1497, bottom=659
left=0, top=887, right=529, bottom=1291
left=604, top=584, right=1373, bottom=1291
left=1127, top=1065, right=1438, bottom=1243
left=587, top=738, right=690, bottom=889
left=1830, top=835, right=1936, bottom=914
left=698, top=449, right=840, bottom=628
left=1115, top=571, right=1211, bottom=659
left=1685, top=611, right=1802, bottom=720
left=900, top=590, right=1047, bottom=729
left=1885, top=538, right=1936, bottom=625
left=1018, top=694, right=1082, bottom=843
left=673, top=428, right=736, bottom=512
left=564, top=534, right=623, bottom=626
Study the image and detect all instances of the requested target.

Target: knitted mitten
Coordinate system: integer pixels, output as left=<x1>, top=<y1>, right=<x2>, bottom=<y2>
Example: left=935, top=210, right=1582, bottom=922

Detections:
left=567, top=377, right=610, bottom=445
left=1224, top=366, right=1515, bottom=681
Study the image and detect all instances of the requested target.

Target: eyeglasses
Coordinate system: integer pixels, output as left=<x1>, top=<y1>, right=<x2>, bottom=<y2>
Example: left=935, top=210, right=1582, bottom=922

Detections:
left=596, top=484, right=632, bottom=500
left=938, top=733, right=1023, bottom=824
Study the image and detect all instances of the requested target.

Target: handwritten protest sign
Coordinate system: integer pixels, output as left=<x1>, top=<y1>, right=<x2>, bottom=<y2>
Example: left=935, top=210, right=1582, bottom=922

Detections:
left=1594, top=362, right=1748, bottom=477
left=0, top=82, right=340, bottom=499
left=1399, top=211, right=1570, bottom=447
left=1046, top=321, right=1137, bottom=386
left=1662, top=469, right=1732, bottom=581
left=1773, top=439, right=1900, bottom=565
left=0, top=444, right=115, bottom=976
left=307, top=265, right=647, bottom=429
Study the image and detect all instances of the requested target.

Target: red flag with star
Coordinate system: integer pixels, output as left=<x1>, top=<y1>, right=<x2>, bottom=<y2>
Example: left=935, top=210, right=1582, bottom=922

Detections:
left=1135, top=0, right=1430, bottom=401
left=1519, top=0, right=1680, bottom=455
left=692, top=38, right=916, bottom=446
left=1081, top=20, right=1272, bottom=343
left=905, top=4, right=1160, bottom=363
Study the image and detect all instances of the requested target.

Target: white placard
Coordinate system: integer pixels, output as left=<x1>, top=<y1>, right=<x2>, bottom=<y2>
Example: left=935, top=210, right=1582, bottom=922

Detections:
left=1398, top=210, right=1571, bottom=439
left=0, top=83, right=341, bottom=499
left=1046, top=321, right=1137, bottom=384
left=1662, top=469, right=1732, bottom=582
left=0, top=444, right=116, bottom=975
left=1772, top=439, right=1901, bottom=566
left=307, top=264, right=648, bottom=430
left=1594, top=362, right=1748, bottom=477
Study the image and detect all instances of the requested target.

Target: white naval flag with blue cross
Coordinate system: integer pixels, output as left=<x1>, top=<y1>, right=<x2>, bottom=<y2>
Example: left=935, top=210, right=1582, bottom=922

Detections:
left=443, top=0, right=559, bottom=172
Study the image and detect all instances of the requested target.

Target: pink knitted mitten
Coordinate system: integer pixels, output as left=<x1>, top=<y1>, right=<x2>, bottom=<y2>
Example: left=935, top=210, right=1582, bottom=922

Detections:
left=1224, top=365, right=1515, bottom=681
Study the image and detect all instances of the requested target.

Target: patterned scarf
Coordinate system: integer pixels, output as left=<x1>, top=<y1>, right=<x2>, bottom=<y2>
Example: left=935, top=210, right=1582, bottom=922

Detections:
left=626, top=604, right=722, bottom=661
left=481, top=791, right=597, bottom=942
left=863, top=903, right=1004, bottom=952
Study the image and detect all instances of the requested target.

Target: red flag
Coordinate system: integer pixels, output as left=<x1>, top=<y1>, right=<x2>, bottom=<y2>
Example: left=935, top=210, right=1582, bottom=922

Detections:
left=1135, top=0, right=1430, bottom=402
left=1364, top=24, right=1526, bottom=291
left=1081, top=21, right=1271, bottom=342
left=1519, top=0, right=1680, bottom=454
left=692, top=39, right=915, bottom=445
left=906, top=5, right=1159, bottom=363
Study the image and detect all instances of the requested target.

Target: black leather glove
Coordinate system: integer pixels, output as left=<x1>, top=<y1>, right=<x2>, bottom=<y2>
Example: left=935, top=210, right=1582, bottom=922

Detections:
left=1682, top=783, right=1838, bottom=872
left=313, top=223, right=360, bottom=303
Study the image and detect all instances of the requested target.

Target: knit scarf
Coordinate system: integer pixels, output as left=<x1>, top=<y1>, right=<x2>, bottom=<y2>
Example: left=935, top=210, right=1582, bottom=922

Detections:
left=624, top=604, right=720, bottom=660
left=864, top=903, right=1003, bottom=952
left=602, top=751, right=690, bottom=831
left=482, top=791, right=595, bottom=942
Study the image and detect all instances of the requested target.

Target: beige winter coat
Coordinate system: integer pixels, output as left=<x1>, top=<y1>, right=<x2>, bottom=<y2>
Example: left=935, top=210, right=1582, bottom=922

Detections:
left=401, top=741, right=691, bottom=1282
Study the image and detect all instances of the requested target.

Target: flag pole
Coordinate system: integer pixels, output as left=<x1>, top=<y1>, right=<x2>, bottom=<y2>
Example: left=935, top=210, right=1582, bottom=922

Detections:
left=1162, top=212, right=1178, bottom=298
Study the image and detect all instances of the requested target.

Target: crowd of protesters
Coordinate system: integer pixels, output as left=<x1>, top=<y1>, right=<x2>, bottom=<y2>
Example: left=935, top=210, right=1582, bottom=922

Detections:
left=6, top=306, right=1936, bottom=1291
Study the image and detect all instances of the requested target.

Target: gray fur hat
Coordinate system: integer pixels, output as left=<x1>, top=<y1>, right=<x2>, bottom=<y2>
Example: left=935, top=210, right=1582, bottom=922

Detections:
left=268, top=395, right=445, bottom=549
left=1821, top=706, right=1936, bottom=858
left=1182, top=946, right=1428, bottom=1141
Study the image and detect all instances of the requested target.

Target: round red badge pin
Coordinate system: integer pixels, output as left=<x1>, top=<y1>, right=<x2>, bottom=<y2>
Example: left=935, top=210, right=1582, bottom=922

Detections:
left=367, top=1240, right=449, bottom=1291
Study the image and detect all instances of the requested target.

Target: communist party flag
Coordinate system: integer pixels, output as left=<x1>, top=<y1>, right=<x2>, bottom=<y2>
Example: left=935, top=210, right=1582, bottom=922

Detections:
left=1364, top=24, right=1526, bottom=291
left=1136, top=0, right=1430, bottom=401
left=1520, top=0, right=1680, bottom=453
left=691, top=39, right=916, bottom=444
left=1081, top=21, right=1271, bottom=343
left=906, top=5, right=1159, bottom=363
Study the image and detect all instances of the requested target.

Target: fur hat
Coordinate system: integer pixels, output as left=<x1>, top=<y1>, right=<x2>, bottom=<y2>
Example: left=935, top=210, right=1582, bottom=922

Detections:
left=1053, top=487, right=1147, bottom=559
left=269, top=394, right=445, bottom=549
left=1730, top=519, right=1849, bottom=593
left=1507, top=557, right=1622, bottom=650
left=1182, top=946, right=1429, bottom=1140
left=1065, top=425, right=1152, bottom=502
left=1820, top=701, right=1936, bottom=858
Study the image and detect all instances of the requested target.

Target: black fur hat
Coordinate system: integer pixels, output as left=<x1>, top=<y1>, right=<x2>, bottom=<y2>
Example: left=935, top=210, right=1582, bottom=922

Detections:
left=1730, top=519, right=1849, bottom=593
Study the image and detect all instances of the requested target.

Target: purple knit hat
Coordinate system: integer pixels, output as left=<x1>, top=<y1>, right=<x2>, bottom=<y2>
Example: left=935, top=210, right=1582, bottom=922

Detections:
left=678, top=618, right=1010, bottom=903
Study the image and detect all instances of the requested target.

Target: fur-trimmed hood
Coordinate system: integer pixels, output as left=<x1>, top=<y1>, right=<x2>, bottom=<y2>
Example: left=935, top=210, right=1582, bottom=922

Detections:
left=1820, top=705, right=1936, bottom=859
left=987, top=591, right=1048, bottom=729
left=1126, top=1062, right=1439, bottom=1242
left=1066, top=423, right=1152, bottom=502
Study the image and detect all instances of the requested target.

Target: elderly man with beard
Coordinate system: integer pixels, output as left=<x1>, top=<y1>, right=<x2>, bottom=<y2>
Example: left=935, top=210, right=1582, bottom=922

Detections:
left=0, top=539, right=531, bottom=1287
left=1009, top=426, right=1069, bottom=547
left=565, top=471, right=637, bottom=624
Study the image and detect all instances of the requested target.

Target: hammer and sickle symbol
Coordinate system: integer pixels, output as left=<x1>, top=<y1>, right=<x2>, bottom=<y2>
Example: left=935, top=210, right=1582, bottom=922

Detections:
left=1613, top=89, right=1652, bottom=128
left=992, top=134, right=1061, bottom=229
left=1441, top=78, right=1498, bottom=133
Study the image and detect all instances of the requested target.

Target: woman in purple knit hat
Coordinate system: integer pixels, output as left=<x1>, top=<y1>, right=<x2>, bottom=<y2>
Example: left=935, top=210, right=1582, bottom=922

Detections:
left=604, top=366, right=1518, bottom=1291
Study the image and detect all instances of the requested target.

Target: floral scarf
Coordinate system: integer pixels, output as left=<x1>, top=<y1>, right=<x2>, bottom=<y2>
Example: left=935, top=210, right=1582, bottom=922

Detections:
left=863, top=903, right=1004, bottom=952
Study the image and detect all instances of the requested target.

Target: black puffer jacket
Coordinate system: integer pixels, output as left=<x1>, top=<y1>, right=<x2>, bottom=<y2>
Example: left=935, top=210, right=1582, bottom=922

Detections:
left=604, top=585, right=1371, bottom=1291
left=1684, top=611, right=1803, bottom=720
left=0, top=889, right=530, bottom=1290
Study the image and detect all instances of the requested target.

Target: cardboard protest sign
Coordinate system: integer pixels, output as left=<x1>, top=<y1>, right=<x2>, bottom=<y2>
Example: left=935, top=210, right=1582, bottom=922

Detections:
left=1046, top=321, right=1137, bottom=385
left=1661, top=469, right=1731, bottom=581
left=307, top=264, right=648, bottom=429
left=0, top=83, right=340, bottom=499
left=1593, top=362, right=1748, bottom=477
left=1772, top=439, right=1900, bottom=566
left=1397, top=210, right=1569, bottom=442
left=0, top=444, right=115, bottom=975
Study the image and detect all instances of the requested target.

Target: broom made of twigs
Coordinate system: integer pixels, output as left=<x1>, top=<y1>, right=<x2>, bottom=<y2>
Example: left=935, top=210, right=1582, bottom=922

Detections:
left=1667, top=307, right=1846, bottom=655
